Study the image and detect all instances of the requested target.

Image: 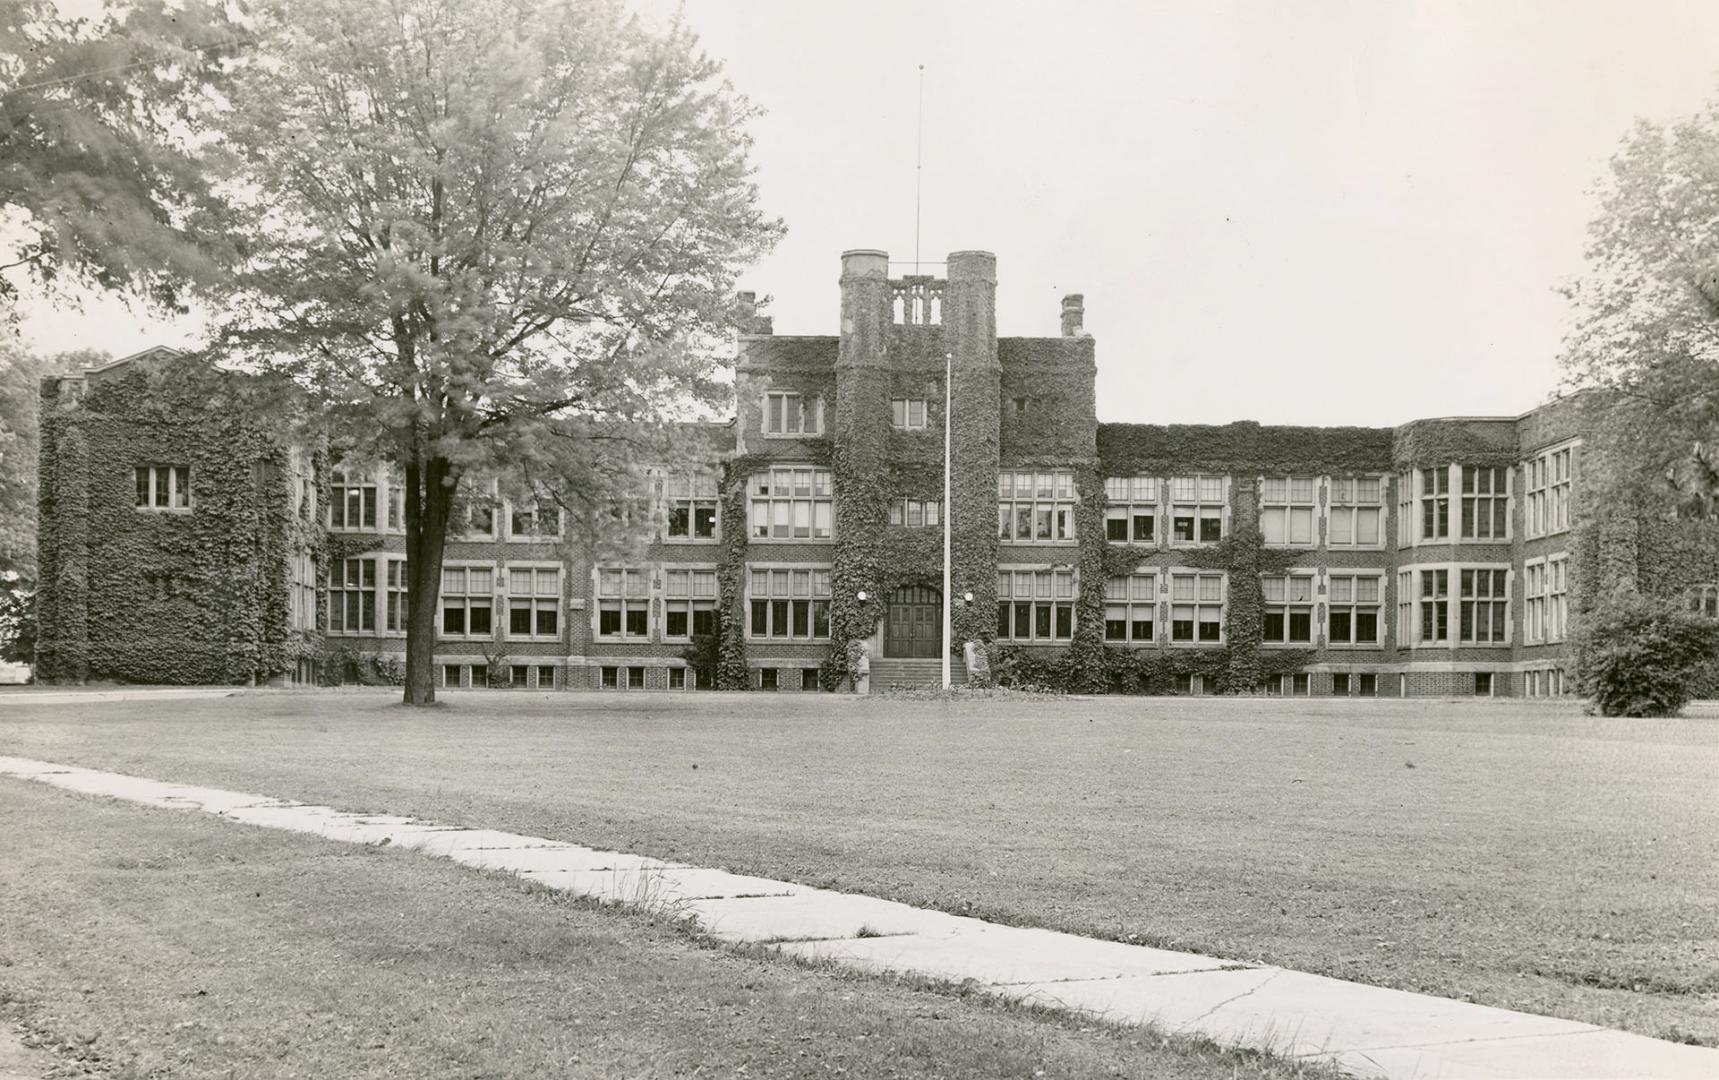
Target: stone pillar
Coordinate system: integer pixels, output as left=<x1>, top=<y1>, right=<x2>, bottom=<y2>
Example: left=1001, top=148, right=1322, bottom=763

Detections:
left=944, top=251, right=1002, bottom=650
left=1061, top=294, right=1086, bottom=337
left=831, top=250, right=894, bottom=678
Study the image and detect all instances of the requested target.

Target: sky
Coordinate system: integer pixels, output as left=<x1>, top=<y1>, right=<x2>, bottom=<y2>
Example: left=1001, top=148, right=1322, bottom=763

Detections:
left=19, top=0, right=1719, bottom=425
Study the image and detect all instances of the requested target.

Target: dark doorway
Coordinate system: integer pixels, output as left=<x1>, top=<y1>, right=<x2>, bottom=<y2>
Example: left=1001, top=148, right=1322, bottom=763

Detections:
left=884, top=585, right=942, bottom=658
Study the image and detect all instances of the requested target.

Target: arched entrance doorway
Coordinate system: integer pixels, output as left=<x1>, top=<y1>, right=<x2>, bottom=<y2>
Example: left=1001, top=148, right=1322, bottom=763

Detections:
left=884, top=585, right=941, bottom=658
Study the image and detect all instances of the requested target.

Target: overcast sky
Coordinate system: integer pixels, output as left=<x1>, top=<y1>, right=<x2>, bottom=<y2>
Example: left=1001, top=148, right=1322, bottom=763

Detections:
left=20, top=0, right=1719, bottom=425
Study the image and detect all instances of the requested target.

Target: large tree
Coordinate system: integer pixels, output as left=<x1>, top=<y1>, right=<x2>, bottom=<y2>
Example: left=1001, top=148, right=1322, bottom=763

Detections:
left=0, top=0, right=238, bottom=306
left=208, top=0, right=780, bottom=704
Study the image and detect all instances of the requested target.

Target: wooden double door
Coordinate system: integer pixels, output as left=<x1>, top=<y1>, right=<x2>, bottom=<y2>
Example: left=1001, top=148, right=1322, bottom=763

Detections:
left=884, top=585, right=941, bottom=658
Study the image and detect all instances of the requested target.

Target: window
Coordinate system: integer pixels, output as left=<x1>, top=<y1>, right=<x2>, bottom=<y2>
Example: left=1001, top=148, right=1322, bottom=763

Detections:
left=891, top=398, right=928, bottom=430
left=1525, top=559, right=1545, bottom=642
left=996, top=569, right=1077, bottom=641
left=1397, top=472, right=1415, bottom=546
left=1260, top=478, right=1316, bottom=547
left=1460, top=467, right=1509, bottom=540
left=1526, top=447, right=1573, bottom=537
left=508, top=664, right=527, bottom=688
left=760, top=667, right=779, bottom=690
left=442, top=664, right=465, bottom=689
left=1169, top=476, right=1225, bottom=545
left=1261, top=574, right=1315, bottom=643
left=537, top=665, right=556, bottom=689
left=749, top=567, right=832, bottom=639
left=1103, top=477, right=1158, bottom=544
left=1397, top=570, right=1414, bottom=644
left=801, top=668, right=821, bottom=691
left=1329, top=477, right=1384, bottom=547
left=1103, top=572, right=1158, bottom=642
left=385, top=558, right=409, bottom=632
left=329, top=557, right=376, bottom=633
left=1265, top=673, right=1309, bottom=696
left=1688, top=583, right=1719, bottom=619
left=1327, top=574, right=1382, bottom=645
left=666, top=475, right=719, bottom=541
left=1169, top=572, right=1225, bottom=643
left=889, top=499, right=942, bottom=528
left=1419, top=568, right=1449, bottom=643
left=749, top=467, right=833, bottom=540
left=597, top=568, right=650, bottom=639
left=1359, top=673, right=1377, bottom=697
left=664, top=569, right=718, bottom=639
left=628, top=666, right=645, bottom=689
left=506, top=566, right=561, bottom=639
left=763, top=391, right=823, bottom=435
left=329, top=471, right=376, bottom=530
left=1474, top=672, right=1494, bottom=696
left=1332, top=673, right=1350, bottom=695
left=1547, top=555, right=1568, bottom=642
left=508, top=498, right=560, bottom=539
left=1459, top=568, right=1508, bottom=643
left=669, top=667, right=686, bottom=689
left=998, top=471, right=1077, bottom=543
left=600, top=666, right=619, bottom=689
left=134, top=464, right=191, bottom=510
left=440, top=566, right=493, bottom=637
left=1420, top=468, right=1450, bottom=540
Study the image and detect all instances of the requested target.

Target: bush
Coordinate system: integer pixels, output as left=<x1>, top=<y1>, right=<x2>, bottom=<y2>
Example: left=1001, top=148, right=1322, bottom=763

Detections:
left=1574, top=592, right=1719, bottom=717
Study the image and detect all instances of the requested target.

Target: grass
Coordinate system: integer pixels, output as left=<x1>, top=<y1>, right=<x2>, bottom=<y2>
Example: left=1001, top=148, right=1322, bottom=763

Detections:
left=0, top=779, right=1330, bottom=1080
left=3, top=688, right=1716, bottom=1047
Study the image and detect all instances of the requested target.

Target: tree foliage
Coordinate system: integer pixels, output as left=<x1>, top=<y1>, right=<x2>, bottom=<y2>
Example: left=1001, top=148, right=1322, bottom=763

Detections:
left=0, top=0, right=238, bottom=307
left=206, top=0, right=781, bottom=703
left=1573, top=590, right=1719, bottom=717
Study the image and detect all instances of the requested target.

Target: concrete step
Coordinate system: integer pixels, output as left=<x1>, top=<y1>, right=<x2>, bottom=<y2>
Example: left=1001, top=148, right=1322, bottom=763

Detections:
left=870, top=658, right=969, bottom=689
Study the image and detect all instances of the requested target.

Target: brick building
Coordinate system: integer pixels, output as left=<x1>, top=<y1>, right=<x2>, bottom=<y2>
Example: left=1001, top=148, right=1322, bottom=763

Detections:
left=35, top=248, right=1634, bottom=696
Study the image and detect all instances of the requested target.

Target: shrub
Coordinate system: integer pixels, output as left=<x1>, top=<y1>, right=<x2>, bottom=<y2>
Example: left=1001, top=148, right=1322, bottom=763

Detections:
left=1574, top=592, right=1719, bottom=717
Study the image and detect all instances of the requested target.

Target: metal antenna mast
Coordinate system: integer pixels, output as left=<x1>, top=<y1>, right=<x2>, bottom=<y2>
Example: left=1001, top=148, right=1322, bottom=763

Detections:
left=915, top=64, right=924, bottom=274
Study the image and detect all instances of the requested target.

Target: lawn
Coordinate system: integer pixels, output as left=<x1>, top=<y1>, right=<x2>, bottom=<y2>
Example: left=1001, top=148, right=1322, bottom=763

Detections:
left=0, top=779, right=1324, bottom=1080
left=3, top=689, right=1716, bottom=1049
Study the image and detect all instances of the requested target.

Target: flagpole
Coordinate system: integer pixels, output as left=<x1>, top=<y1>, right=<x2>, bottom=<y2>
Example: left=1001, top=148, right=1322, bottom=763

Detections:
left=942, top=348, right=952, bottom=690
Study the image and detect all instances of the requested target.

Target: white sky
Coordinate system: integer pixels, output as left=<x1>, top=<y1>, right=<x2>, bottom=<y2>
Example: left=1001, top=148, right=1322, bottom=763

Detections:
left=19, top=0, right=1719, bottom=425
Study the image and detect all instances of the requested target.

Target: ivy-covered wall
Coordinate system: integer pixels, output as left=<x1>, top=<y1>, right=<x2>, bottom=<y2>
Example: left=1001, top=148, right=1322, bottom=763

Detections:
left=35, top=354, right=311, bottom=685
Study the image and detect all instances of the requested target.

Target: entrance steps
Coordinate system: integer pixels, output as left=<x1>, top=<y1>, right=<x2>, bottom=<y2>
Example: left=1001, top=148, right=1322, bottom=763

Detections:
left=869, top=657, right=968, bottom=690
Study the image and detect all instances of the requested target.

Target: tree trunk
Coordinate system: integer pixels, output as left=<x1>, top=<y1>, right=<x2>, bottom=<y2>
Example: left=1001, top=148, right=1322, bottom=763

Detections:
left=402, top=453, right=455, bottom=705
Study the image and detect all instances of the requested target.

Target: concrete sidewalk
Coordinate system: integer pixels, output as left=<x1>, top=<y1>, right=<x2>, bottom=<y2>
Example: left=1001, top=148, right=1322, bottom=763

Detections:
left=1, top=755, right=1711, bottom=1080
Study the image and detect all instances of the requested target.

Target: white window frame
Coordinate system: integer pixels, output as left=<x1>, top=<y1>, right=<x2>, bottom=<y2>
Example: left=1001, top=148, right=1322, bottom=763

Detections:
left=890, top=398, right=929, bottom=430
left=1546, top=553, right=1568, bottom=643
left=504, top=562, right=562, bottom=641
left=1459, top=466, right=1511, bottom=542
left=997, top=470, right=1078, bottom=544
left=746, top=565, right=833, bottom=640
left=1523, top=557, right=1546, bottom=643
left=1103, top=476, right=1160, bottom=545
left=1326, top=571, right=1385, bottom=648
left=1328, top=475, right=1386, bottom=549
left=889, top=498, right=942, bottom=528
left=1260, top=569, right=1318, bottom=645
left=762, top=390, right=824, bottom=437
left=1259, top=477, right=1318, bottom=548
left=1418, top=467, right=1451, bottom=542
left=438, top=563, right=495, bottom=640
left=384, top=556, right=408, bottom=634
left=328, top=469, right=376, bottom=531
left=748, top=466, right=834, bottom=541
left=1525, top=443, right=1576, bottom=539
left=663, top=473, right=720, bottom=543
left=506, top=496, right=565, bottom=542
left=663, top=567, right=719, bottom=641
left=996, top=567, right=1078, bottom=642
left=328, top=555, right=378, bottom=634
left=595, top=567, right=651, bottom=640
left=1103, top=568, right=1159, bottom=644
left=1168, top=569, right=1226, bottom=645
left=1168, top=475, right=1228, bottom=547
left=1457, top=565, right=1511, bottom=644
left=133, top=464, right=193, bottom=512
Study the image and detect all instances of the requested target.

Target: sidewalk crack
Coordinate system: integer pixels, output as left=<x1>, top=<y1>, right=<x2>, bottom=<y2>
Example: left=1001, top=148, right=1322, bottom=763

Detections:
left=1179, top=969, right=1285, bottom=1029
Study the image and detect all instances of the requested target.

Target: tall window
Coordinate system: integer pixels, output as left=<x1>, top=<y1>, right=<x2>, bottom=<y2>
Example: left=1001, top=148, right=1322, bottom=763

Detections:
left=1524, top=560, right=1546, bottom=643
left=330, top=471, right=376, bottom=530
left=666, top=475, right=718, bottom=541
left=1397, top=570, right=1414, bottom=643
left=506, top=566, right=561, bottom=639
left=1526, top=446, right=1573, bottom=537
left=1103, top=572, right=1157, bottom=642
left=1328, top=574, right=1382, bottom=645
left=329, top=558, right=376, bottom=633
left=597, top=569, right=650, bottom=638
left=509, top=498, right=560, bottom=539
left=1547, top=556, right=1568, bottom=641
left=440, top=566, right=493, bottom=638
left=387, top=484, right=403, bottom=531
left=665, top=570, right=718, bottom=639
left=1397, top=473, right=1414, bottom=546
left=1329, top=477, right=1384, bottom=548
left=385, top=558, right=408, bottom=632
left=749, top=467, right=833, bottom=540
left=763, top=391, right=823, bottom=435
left=997, top=471, right=1077, bottom=543
left=1104, top=477, right=1158, bottom=544
left=1260, top=478, right=1316, bottom=547
left=1170, top=572, right=1225, bottom=643
left=1419, top=568, right=1449, bottom=643
left=889, top=499, right=941, bottom=527
left=1460, top=467, right=1509, bottom=540
left=1420, top=468, right=1450, bottom=540
left=1170, top=476, right=1225, bottom=545
left=134, top=464, right=191, bottom=510
left=995, top=569, right=1076, bottom=641
left=1261, top=574, right=1315, bottom=643
left=748, top=567, right=832, bottom=639
left=1687, top=583, right=1719, bottom=618
left=1459, top=568, right=1508, bottom=643
left=891, top=398, right=928, bottom=430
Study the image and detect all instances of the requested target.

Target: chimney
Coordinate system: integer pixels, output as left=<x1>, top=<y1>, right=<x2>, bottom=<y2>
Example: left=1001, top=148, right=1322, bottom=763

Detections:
left=1060, top=294, right=1085, bottom=337
left=736, top=291, right=773, bottom=335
